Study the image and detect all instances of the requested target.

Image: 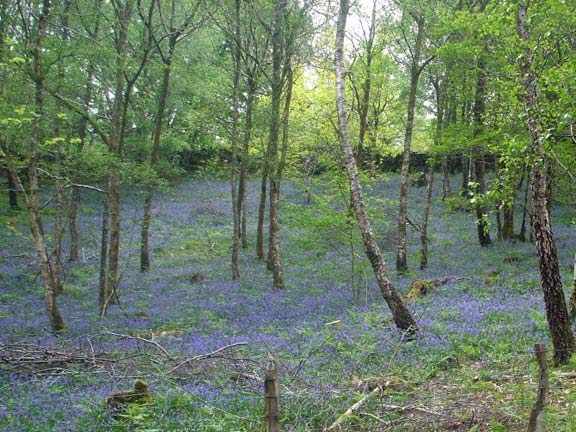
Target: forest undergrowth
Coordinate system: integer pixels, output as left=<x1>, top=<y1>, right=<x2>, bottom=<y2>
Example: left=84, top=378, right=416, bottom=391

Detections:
left=1, top=174, right=575, bottom=431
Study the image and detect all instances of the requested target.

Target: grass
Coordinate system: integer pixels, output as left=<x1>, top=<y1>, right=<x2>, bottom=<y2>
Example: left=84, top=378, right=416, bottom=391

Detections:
left=0, top=173, right=575, bottom=431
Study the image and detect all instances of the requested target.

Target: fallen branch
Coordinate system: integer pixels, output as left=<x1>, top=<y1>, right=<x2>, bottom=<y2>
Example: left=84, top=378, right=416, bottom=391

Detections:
left=165, top=342, right=248, bottom=375
left=325, top=386, right=382, bottom=431
left=0, top=342, right=115, bottom=375
left=380, top=403, right=446, bottom=417
left=105, top=331, right=174, bottom=360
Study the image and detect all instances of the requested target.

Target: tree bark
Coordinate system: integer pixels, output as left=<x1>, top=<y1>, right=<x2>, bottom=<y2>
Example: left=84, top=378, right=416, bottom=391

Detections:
left=336, top=0, right=417, bottom=335
left=238, top=73, right=255, bottom=250
left=266, top=0, right=288, bottom=289
left=257, top=151, right=269, bottom=260
left=472, top=57, right=491, bottom=247
left=420, top=163, right=434, bottom=270
left=5, top=0, right=66, bottom=332
left=7, top=170, right=19, bottom=209
left=99, top=184, right=110, bottom=316
left=141, top=30, right=175, bottom=272
left=502, top=204, right=515, bottom=240
left=516, top=1, right=575, bottom=365
left=100, top=1, right=133, bottom=313
left=230, top=0, right=242, bottom=280
left=396, top=12, right=425, bottom=274
left=353, top=0, right=377, bottom=167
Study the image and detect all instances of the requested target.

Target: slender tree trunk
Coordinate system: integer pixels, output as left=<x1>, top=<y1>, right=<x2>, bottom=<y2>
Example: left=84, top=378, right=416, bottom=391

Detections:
left=420, top=163, right=434, bottom=270
left=397, top=14, right=425, bottom=274
left=53, top=176, right=64, bottom=294
left=98, top=184, right=110, bottom=316
left=472, top=58, right=491, bottom=247
left=569, top=251, right=576, bottom=321
left=516, top=1, right=575, bottom=365
left=141, top=43, right=174, bottom=272
left=502, top=204, right=515, bottom=240
left=8, top=0, right=66, bottom=331
left=69, top=62, right=96, bottom=262
left=265, top=0, right=287, bottom=288
left=238, top=79, right=254, bottom=250
left=7, top=171, right=18, bottom=209
left=100, top=2, right=133, bottom=313
left=519, top=168, right=530, bottom=242
left=336, top=0, right=417, bottom=334
left=230, top=0, right=242, bottom=280
left=461, top=152, right=470, bottom=197
left=441, top=156, right=451, bottom=200
left=257, top=150, right=269, bottom=260
left=50, top=0, right=72, bottom=293
left=354, top=0, right=377, bottom=167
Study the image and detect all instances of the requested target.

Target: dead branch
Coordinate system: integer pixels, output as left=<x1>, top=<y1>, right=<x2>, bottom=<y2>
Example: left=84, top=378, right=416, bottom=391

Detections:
left=104, top=331, right=174, bottom=360
left=0, top=342, right=116, bottom=375
left=325, top=386, right=382, bottom=431
left=165, top=342, right=249, bottom=375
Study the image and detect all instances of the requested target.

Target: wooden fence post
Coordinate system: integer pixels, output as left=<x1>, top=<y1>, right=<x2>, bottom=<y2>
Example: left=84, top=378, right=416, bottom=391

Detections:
left=264, top=367, right=280, bottom=432
left=527, top=343, right=549, bottom=432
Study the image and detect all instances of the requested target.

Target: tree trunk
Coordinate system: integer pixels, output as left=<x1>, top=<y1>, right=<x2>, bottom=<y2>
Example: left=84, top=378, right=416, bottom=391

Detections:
left=441, top=156, right=451, bottom=200
left=238, top=74, right=255, bottom=250
left=336, top=0, right=417, bottom=335
left=99, top=184, right=110, bottom=316
left=7, top=170, right=18, bottom=209
left=266, top=0, right=288, bottom=289
left=502, top=204, right=515, bottom=240
left=569, top=251, right=576, bottom=321
left=141, top=42, right=175, bottom=272
left=519, top=168, right=530, bottom=242
left=461, top=152, right=470, bottom=197
left=230, top=0, right=242, bottom=280
left=472, top=57, right=491, bottom=247
left=516, top=1, right=575, bottom=365
left=420, top=163, right=434, bottom=270
left=396, top=13, right=425, bottom=274
left=69, top=62, right=97, bottom=262
left=354, top=0, right=377, bottom=167
left=257, top=151, right=269, bottom=260
left=6, top=0, right=66, bottom=332
left=100, top=2, right=133, bottom=314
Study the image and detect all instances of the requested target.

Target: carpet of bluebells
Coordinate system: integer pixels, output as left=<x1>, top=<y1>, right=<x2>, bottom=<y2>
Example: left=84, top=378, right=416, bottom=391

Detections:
left=0, top=174, right=575, bottom=431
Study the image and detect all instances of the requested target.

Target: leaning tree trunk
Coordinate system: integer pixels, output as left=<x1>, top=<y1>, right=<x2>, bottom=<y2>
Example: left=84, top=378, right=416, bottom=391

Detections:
left=516, top=1, right=575, bottom=365
left=336, top=0, right=417, bottom=335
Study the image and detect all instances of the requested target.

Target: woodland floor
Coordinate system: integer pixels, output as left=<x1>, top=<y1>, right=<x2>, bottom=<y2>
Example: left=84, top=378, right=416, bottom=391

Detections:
left=0, top=173, right=575, bottom=431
